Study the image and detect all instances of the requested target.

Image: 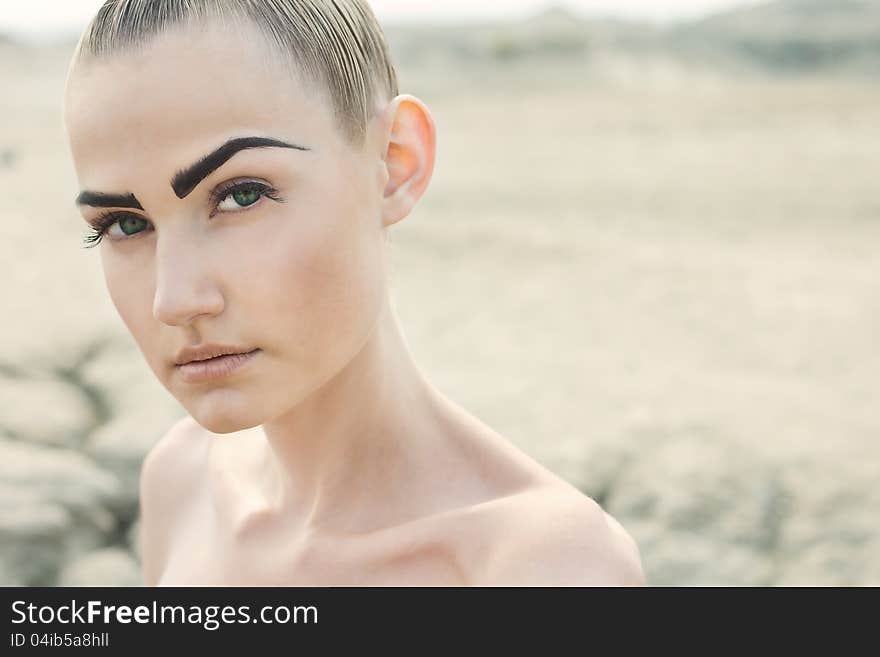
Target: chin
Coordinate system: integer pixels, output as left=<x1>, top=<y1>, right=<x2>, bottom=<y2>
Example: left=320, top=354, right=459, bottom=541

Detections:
left=187, top=401, right=263, bottom=436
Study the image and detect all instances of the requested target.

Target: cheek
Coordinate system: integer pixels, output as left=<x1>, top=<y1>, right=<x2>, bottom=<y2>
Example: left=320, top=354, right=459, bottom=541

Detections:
left=100, top=249, right=170, bottom=371
left=101, top=249, right=152, bottom=338
left=244, top=198, right=385, bottom=369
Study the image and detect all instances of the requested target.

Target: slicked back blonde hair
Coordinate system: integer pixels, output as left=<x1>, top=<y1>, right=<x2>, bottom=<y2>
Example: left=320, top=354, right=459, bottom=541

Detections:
left=71, top=0, right=400, bottom=147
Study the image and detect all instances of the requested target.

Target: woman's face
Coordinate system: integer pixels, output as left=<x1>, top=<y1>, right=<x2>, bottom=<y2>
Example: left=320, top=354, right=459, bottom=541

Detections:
left=64, top=21, right=389, bottom=433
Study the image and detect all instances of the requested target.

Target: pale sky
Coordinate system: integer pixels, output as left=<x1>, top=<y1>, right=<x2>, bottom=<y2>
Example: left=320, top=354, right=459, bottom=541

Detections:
left=1, top=0, right=770, bottom=39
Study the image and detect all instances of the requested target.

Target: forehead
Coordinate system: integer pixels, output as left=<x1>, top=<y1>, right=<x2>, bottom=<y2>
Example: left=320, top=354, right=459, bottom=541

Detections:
left=64, top=20, right=340, bottom=177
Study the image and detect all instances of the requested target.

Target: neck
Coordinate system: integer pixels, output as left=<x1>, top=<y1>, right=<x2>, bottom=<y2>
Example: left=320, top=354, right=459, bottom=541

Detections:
left=257, top=291, right=442, bottom=534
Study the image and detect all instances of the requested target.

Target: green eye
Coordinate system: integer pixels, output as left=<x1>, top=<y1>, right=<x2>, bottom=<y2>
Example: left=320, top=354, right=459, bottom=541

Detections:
left=120, top=215, right=148, bottom=236
left=231, top=188, right=260, bottom=207
left=212, top=181, right=279, bottom=214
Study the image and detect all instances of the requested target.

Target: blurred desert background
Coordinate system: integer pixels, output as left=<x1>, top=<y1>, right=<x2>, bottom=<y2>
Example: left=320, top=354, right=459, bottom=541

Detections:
left=1, top=0, right=878, bottom=586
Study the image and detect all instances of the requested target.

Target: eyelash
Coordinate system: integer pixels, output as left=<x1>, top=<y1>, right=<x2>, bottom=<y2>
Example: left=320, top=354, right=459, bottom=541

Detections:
left=81, top=180, right=283, bottom=248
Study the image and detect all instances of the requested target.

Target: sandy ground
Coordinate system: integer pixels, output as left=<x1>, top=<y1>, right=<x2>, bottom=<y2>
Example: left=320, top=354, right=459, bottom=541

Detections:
left=1, top=41, right=878, bottom=585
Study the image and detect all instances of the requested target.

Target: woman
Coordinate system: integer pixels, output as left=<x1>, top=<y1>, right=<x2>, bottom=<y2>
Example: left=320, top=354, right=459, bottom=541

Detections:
left=63, top=0, right=644, bottom=586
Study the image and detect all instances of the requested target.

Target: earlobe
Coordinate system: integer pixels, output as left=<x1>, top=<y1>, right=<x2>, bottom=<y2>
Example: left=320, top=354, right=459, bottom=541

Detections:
left=379, top=94, right=436, bottom=228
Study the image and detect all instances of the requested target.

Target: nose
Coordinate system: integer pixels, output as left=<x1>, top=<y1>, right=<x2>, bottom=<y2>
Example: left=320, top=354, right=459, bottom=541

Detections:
left=151, top=231, right=225, bottom=326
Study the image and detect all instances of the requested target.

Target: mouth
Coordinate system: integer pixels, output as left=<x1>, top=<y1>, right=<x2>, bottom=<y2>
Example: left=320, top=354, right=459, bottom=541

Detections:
left=175, top=349, right=262, bottom=383
left=178, top=348, right=259, bottom=365
left=174, top=343, right=261, bottom=366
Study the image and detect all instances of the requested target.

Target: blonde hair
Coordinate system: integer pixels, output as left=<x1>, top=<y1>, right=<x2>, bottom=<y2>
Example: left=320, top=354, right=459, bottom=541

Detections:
left=71, top=0, right=400, bottom=147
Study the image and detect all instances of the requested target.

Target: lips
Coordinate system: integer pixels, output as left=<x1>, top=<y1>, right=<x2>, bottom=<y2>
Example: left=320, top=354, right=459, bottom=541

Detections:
left=174, top=343, right=258, bottom=366
left=176, top=349, right=261, bottom=383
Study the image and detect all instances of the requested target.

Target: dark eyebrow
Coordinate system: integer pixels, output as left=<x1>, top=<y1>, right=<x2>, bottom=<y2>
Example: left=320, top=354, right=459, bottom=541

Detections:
left=75, top=191, right=144, bottom=210
left=170, top=136, right=310, bottom=199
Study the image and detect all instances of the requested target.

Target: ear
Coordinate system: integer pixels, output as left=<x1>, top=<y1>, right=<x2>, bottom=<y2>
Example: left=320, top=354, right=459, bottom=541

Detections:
left=377, top=94, right=436, bottom=228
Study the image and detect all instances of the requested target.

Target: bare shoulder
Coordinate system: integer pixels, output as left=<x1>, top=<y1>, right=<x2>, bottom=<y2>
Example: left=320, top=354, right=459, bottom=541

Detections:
left=139, top=415, right=209, bottom=585
left=465, top=485, right=646, bottom=587
left=140, top=415, right=208, bottom=499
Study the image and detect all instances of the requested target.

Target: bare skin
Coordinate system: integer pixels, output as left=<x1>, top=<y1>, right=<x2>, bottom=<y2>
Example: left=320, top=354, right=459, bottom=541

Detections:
left=63, top=18, right=644, bottom=586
